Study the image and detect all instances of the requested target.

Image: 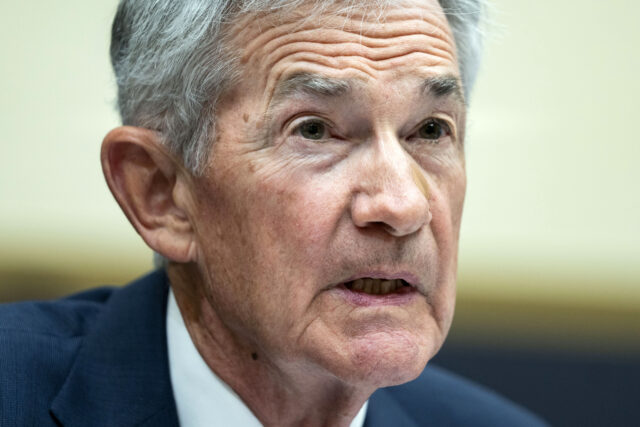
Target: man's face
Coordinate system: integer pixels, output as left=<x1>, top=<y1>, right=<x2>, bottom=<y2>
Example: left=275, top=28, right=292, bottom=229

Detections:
left=186, top=0, right=466, bottom=387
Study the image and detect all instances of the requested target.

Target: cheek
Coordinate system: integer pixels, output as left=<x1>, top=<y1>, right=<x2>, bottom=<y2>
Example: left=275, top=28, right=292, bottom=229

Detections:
left=195, top=163, right=344, bottom=315
left=424, top=166, right=465, bottom=320
left=448, top=165, right=467, bottom=232
left=252, top=164, right=349, bottom=263
left=428, top=160, right=466, bottom=240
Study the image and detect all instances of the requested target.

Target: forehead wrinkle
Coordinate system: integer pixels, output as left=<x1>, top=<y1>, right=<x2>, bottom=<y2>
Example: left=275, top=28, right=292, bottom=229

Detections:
left=230, top=2, right=461, bottom=131
left=256, top=33, right=457, bottom=95
left=241, top=18, right=457, bottom=96
left=230, top=4, right=459, bottom=106
left=242, top=19, right=456, bottom=67
left=236, top=1, right=457, bottom=66
left=261, top=36, right=455, bottom=72
left=264, top=49, right=454, bottom=85
left=335, top=8, right=455, bottom=48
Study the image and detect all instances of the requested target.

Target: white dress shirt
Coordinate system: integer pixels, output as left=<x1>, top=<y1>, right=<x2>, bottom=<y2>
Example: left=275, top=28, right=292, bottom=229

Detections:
left=167, top=289, right=368, bottom=427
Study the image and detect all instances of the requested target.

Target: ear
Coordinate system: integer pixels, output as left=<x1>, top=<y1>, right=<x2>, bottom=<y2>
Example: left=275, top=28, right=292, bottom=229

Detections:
left=101, top=126, right=197, bottom=263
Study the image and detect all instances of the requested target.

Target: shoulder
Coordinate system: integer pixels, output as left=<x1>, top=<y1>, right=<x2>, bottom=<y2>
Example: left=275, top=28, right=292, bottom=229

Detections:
left=0, top=286, right=115, bottom=338
left=0, top=269, right=167, bottom=340
left=0, top=285, right=117, bottom=424
left=371, top=364, right=549, bottom=426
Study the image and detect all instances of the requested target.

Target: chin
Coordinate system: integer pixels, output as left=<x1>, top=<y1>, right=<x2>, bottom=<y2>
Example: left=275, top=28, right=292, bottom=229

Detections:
left=334, top=329, right=437, bottom=389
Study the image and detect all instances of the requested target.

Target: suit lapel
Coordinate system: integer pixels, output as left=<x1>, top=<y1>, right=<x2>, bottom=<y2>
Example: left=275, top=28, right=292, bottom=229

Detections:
left=50, top=270, right=179, bottom=427
left=364, top=387, right=419, bottom=427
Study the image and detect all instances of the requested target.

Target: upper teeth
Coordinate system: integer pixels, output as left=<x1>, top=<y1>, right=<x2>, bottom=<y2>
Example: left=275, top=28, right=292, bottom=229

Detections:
left=350, top=278, right=405, bottom=295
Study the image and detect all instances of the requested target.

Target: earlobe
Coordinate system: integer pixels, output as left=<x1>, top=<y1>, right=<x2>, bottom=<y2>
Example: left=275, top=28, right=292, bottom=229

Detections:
left=101, top=126, right=197, bottom=263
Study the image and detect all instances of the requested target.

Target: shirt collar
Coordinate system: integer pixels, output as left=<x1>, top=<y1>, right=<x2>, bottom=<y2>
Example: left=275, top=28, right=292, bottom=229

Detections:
left=167, top=288, right=368, bottom=426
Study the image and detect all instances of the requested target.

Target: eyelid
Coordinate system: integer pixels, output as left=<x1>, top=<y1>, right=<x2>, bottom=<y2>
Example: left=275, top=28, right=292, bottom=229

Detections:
left=286, top=114, right=335, bottom=137
left=414, top=115, right=456, bottom=141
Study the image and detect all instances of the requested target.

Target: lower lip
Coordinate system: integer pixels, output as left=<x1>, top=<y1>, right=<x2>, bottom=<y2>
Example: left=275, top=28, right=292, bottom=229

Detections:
left=334, top=284, right=419, bottom=307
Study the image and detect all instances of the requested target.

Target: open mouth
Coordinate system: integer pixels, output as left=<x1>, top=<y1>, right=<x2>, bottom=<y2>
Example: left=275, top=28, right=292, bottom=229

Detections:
left=343, top=278, right=413, bottom=296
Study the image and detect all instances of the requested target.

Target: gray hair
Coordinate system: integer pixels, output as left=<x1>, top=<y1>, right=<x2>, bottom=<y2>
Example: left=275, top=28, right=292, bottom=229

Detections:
left=111, top=0, right=486, bottom=174
left=110, top=0, right=487, bottom=270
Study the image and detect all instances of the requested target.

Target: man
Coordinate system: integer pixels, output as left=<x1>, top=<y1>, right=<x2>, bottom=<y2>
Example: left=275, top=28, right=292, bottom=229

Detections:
left=0, top=0, right=547, bottom=426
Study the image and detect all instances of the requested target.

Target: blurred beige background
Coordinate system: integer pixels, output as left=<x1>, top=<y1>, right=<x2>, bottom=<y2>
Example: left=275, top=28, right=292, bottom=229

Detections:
left=1, top=1, right=638, bottom=353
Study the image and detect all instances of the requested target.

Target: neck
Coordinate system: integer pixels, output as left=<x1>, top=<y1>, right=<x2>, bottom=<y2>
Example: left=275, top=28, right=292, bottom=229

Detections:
left=168, top=264, right=372, bottom=427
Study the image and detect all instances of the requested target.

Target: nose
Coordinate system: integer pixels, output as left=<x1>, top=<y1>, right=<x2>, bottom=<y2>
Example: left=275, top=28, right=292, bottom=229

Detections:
left=350, top=137, right=432, bottom=237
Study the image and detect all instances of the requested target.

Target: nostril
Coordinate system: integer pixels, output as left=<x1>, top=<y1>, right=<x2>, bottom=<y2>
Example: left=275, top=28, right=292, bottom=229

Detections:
left=351, top=201, right=430, bottom=237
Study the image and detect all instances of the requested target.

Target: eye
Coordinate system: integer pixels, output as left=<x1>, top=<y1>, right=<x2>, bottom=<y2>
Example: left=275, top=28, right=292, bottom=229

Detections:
left=296, top=120, right=327, bottom=141
left=416, top=119, right=451, bottom=143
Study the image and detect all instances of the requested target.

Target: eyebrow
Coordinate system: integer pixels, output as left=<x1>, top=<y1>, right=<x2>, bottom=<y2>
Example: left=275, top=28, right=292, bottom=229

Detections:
left=271, top=72, right=352, bottom=106
left=421, top=74, right=465, bottom=104
left=269, top=72, right=465, bottom=112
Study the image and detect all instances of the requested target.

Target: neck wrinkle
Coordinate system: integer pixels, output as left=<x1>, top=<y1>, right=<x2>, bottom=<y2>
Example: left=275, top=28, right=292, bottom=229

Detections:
left=167, top=264, right=372, bottom=427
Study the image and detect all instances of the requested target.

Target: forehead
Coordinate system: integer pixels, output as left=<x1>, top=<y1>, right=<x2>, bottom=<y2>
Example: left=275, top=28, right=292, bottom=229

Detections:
left=227, top=0, right=459, bottom=100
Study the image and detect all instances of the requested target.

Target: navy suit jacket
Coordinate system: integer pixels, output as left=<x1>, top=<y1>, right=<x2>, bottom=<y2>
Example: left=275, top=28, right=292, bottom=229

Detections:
left=0, top=270, right=547, bottom=426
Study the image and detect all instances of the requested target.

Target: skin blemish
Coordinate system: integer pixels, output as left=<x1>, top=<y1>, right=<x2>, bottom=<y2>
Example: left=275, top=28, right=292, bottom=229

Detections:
left=251, top=352, right=259, bottom=361
left=243, top=113, right=250, bottom=123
